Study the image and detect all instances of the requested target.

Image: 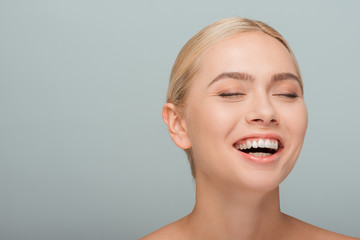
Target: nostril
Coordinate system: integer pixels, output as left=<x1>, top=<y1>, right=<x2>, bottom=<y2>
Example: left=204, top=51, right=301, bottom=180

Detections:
left=249, top=118, right=278, bottom=126
left=246, top=112, right=278, bottom=126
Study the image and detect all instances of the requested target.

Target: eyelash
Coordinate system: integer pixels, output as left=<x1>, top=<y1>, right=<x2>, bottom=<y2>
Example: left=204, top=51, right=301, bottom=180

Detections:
left=219, top=92, right=298, bottom=98
left=219, top=92, right=245, bottom=97
left=275, top=93, right=298, bottom=98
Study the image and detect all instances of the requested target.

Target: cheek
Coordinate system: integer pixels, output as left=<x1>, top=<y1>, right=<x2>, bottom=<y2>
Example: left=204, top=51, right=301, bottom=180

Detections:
left=186, top=102, right=243, bottom=179
left=280, top=102, right=308, bottom=141
left=278, top=103, right=307, bottom=181
left=186, top=102, right=240, bottom=154
left=188, top=102, right=232, bottom=138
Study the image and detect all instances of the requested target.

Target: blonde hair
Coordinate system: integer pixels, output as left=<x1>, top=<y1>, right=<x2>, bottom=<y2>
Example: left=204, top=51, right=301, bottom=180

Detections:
left=166, top=17, right=302, bottom=178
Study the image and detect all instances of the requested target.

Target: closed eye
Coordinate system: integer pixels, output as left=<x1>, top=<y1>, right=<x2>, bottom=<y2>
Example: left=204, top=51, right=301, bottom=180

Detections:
left=219, top=92, right=245, bottom=97
left=274, top=93, right=298, bottom=98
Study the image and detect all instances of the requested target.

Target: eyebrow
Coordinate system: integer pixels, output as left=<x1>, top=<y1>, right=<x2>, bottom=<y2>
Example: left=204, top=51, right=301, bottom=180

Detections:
left=208, top=71, right=301, bottom=88
left=271, top=72, right=300, bottom=83
left=207, top=72, right=255, bottom=87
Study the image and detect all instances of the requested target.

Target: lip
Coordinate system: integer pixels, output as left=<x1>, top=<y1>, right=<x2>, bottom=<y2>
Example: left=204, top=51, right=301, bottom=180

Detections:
left=233, top=133, right=284, bottom=164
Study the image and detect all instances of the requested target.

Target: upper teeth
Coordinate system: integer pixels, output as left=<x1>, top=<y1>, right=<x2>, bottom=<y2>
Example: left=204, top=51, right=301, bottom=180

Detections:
left=235, top=139, right=279, bottom=150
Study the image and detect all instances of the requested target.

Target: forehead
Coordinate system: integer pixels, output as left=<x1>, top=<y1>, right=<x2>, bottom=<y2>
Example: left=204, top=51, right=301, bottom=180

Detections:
left=196, top=31, right=297, bottom=80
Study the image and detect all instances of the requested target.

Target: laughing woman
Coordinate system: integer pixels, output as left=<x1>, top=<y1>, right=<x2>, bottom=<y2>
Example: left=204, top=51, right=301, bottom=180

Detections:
left=140, top=18, right=357, bottom=240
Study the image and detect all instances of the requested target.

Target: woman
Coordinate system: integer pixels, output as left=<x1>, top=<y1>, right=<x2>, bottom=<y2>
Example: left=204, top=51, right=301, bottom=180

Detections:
left=141, top=18, right=357, bottom=240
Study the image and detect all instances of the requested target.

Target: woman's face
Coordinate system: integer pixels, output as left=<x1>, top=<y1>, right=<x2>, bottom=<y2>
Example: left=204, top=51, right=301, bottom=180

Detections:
left=183, top=32, right=308, bottom=191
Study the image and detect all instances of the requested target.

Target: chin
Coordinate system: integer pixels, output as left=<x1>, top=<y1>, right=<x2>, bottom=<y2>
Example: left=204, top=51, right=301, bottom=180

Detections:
left=229, top=147, right=299, bottom=193
left=201, top=164, right=288, bottom=195
left=245, top=178, right=282, bottom=193
left=233, top=171, right=285, bottom=193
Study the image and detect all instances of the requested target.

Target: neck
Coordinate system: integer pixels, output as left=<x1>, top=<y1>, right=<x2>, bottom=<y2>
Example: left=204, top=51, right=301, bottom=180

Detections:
left=185, top=174, right=288, bottom=240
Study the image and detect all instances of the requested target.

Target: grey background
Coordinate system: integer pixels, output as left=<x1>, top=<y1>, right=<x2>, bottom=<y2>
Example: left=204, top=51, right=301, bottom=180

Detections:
left=1, top=0, right=359, bottom=239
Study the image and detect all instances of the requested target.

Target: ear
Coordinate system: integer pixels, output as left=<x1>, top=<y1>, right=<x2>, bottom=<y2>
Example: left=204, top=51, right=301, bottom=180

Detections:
left=162, top=103, right=192, bottom=149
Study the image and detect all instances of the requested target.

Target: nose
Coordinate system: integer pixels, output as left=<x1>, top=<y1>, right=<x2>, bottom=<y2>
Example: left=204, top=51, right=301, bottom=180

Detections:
left=245, top=95, right=279, bottom=127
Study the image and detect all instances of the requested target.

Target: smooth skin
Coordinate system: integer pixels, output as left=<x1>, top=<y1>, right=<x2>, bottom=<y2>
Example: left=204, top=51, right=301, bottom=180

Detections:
left=141, top=32, right=358, bottom=240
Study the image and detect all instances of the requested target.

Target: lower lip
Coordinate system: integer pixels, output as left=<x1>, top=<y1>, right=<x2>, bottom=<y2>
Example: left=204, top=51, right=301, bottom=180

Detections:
left=234, top=147, right=283, bottom=164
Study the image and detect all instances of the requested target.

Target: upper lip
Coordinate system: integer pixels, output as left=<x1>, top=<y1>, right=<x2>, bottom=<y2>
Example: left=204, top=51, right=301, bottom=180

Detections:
left=233, top=133, right=284, bottom=148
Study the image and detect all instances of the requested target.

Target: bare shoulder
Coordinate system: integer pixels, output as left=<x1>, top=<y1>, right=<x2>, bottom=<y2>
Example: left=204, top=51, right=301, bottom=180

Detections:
left=285, top=214, right=359, bottom=240
left=139, top=216, right=190, bottom=240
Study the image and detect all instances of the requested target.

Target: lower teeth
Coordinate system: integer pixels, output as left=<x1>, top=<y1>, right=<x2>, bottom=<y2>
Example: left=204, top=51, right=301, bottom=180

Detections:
left=249, top=152, right=271, bottom=157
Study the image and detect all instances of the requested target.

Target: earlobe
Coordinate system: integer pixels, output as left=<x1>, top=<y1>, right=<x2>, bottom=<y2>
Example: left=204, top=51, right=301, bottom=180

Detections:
left=162, top=103, right=192, bottom=149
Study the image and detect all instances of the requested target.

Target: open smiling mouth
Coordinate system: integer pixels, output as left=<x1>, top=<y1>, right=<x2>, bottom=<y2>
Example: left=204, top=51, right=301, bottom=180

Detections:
left=234, top=138, right=282, bottom=157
